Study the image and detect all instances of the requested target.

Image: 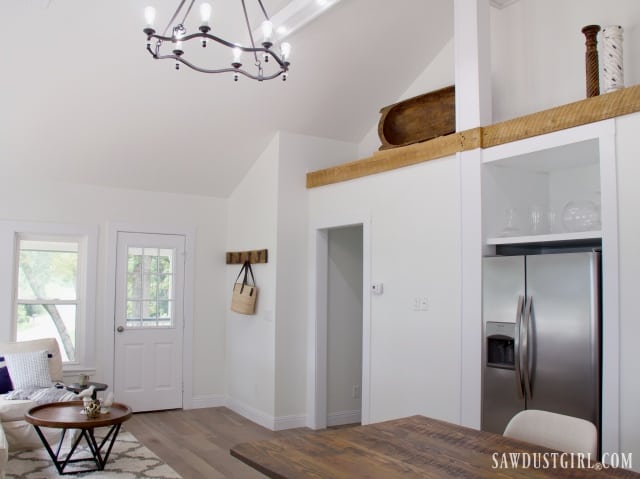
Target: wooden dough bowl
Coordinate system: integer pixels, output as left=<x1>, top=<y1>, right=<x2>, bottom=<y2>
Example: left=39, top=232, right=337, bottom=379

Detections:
left=378, top=85, right=456, bottom=150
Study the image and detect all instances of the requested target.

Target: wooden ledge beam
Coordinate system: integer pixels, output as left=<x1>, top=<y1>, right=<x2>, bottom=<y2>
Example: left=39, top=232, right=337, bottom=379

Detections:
left=307, top=84, right=640, bottom=189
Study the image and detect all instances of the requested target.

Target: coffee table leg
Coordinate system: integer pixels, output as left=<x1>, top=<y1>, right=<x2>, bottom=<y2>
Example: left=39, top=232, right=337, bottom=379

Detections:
left=97, top=423, right=122, bottom=465
left=32, top=424, right=124, bottom=475
left=32, top=425, right=69, bottom=475
left=60, top=428, right=96, bottom=473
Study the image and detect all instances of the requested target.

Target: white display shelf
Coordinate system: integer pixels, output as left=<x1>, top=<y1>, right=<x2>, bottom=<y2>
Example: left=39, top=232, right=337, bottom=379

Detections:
left=486, top=230, right=602, bottom=245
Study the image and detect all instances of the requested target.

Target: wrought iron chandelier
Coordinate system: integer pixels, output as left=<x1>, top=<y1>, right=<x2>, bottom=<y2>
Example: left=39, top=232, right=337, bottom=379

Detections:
left=143, top=0, right=291, bottom=81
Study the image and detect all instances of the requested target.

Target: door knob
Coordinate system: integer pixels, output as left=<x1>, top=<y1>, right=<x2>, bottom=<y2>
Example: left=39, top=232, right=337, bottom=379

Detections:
left=116, top=326, right=125, bottom=333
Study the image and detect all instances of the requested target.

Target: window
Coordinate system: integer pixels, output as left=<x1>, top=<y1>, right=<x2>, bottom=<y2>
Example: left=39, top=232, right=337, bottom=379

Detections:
left=0, top=221, right=98, bottom=369
left=15, top=237, right=81, bottom=362
left=126, top=247, right=175, bottom=328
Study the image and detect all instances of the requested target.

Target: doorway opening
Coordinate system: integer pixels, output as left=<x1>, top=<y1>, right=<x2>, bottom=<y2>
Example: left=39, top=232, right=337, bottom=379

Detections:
left=327, top=226, right=363, bottom=426
left=308, top=214, right=371, bottom=430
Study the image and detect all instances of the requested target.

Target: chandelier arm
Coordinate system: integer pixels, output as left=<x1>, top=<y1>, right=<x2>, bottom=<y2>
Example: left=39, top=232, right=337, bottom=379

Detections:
left=148, top=31, right=276, bottom=54
left=154, top=53, right=285, bottom=80
left=146, top=42, right=160, bottom=59
left=162, top=0, right=189, bottom=36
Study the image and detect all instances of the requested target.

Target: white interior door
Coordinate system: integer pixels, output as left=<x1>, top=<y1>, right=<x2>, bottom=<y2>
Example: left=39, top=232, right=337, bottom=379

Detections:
left=114, top=232, right=185, bottom=412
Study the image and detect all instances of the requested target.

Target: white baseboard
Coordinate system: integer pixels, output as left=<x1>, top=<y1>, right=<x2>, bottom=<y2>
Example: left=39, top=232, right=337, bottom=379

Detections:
left=327, top=409, right=361, bottom=427
left=189, top=394, right=227, bottom=410
left=274, top=413, right=307, bottom=431
left=188, top=395, right=308, bottom=431
left=226, top=397, right=276, bottom=430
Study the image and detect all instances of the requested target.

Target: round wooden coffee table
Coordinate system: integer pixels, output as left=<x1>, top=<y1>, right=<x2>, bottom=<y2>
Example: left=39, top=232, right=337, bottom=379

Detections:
left=25, top=400, right=132, bottom=475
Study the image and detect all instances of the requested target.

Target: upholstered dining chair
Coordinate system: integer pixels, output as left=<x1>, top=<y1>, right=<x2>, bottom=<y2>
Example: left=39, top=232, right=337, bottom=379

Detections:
left=503, top=409, right=598, bottom=456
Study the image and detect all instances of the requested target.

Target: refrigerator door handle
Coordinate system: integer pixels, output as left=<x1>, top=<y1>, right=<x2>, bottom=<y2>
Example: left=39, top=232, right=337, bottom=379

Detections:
left=514, top=295, right=525, bottom=399
left=522, top=296, right=533, bottom=401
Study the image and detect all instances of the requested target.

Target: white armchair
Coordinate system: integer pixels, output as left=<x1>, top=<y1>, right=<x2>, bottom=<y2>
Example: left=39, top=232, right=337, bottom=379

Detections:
left=0, top=338, right=76, bottom=451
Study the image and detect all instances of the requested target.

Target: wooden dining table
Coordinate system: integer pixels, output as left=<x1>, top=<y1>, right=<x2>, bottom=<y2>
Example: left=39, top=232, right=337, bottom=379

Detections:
left=231, top=415, right=640, bottom=478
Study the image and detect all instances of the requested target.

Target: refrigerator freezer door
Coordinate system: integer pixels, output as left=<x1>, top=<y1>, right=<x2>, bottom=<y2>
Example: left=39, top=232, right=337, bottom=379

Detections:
left=524, top=252, right=600, bottom=426
left=482, top=256, right=526, bottom=434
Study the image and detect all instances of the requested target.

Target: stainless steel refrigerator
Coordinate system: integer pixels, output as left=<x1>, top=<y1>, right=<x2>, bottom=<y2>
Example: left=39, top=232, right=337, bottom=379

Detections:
left=481, top=251, right=600, bottom=437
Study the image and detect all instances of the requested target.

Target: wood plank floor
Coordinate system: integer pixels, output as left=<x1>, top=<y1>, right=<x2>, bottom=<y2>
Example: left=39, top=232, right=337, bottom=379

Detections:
left=125, top=407, right=315, bottom=479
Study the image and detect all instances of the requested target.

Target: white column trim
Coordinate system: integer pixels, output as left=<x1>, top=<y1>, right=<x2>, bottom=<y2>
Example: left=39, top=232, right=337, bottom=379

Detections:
left=454, top=0, right=492, bottom=130
left=458, top=150, right=483, bottom=428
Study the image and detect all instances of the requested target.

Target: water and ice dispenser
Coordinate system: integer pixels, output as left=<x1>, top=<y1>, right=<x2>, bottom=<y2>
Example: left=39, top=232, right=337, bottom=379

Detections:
left=485, top=322, right=515, bottom=369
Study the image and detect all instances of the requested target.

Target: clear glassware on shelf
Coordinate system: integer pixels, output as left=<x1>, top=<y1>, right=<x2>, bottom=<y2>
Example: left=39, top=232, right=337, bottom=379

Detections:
left=561, top=200, right=601, bottom=232
left=498, top=208, right=521, bottom=237
left=529, top=205, right=546, bottom=235
left=547, top=210, right=557, bottom=234
left=529, top=205, right=557, bottom=235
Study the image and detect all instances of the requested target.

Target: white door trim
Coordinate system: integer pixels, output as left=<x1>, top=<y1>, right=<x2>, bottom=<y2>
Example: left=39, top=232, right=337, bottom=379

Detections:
left=307, top=210, right=371, bottom=429
left=104, top=222, right=195, bottom=410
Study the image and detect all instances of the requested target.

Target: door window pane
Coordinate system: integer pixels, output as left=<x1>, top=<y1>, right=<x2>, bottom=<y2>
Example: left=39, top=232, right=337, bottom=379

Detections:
left=127, top=300, right=141, bottom=320
left=126, top=247, right=175, bottom=328
left=158, top=250, right=173, bottom=274
left=128, top=250, right=143, bottom=273
left=158, top=274, right=171, bottom=299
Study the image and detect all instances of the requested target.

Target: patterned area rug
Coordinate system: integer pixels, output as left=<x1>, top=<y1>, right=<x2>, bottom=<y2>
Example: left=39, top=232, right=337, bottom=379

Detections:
left=5, top=430, right=182, bottom=478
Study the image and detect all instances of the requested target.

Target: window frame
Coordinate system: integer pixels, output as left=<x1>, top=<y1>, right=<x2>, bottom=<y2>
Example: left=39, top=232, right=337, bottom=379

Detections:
left=0, top=221, right=98, bottom=372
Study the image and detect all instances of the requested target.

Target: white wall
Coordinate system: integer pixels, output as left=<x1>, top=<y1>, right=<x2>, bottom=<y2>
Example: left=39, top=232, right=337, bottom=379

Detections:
left=327, top=225, right=363, bottom=425
left=0, top=177, right=227, bottom=403
left=309, top=156, right=462, bottom=424
left=614, top=112, right=640, bottom=469
left=274, top=131, right=358, bottom=426
left=226, top=135, right=280, bottom=423
left=491, top=0, right=640, bottom=122
left=226, top=131, right=357, bottom=428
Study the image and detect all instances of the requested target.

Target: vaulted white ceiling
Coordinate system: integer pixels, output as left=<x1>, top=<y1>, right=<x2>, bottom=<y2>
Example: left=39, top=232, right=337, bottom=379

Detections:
left=1, top=0, right=453, bottom=197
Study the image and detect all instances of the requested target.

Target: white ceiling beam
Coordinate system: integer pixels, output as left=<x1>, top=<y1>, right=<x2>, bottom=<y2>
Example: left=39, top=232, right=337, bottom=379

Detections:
left=254, top=0, right=344, bottom=42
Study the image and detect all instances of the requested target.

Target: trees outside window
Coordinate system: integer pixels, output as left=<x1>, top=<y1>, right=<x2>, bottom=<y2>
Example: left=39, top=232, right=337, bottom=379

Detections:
left=1, top=221, right=97, bottom=370
left=15, top=237, right=81, bottom=363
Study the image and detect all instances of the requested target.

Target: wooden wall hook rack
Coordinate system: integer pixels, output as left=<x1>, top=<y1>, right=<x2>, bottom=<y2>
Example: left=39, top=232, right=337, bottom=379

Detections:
left=226, top=249, right=268, bottom=265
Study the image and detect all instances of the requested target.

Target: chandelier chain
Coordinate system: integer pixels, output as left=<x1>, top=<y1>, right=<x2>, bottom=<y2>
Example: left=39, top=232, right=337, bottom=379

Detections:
left=256, top=0, right=269, bottom=19
left=241, top=0, right=260, bottom=66
left=180, top=0, right=196, bottom=27
left=162, top=0, right=188, bottom=36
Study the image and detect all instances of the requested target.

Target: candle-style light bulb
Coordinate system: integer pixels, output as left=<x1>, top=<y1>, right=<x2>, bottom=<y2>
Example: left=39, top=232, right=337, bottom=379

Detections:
left=261, top=20, right=273, bottom=42
left=144, top=6, right=156, bottom=28
left=280, top=42, right=291, bottom=62
left=233, top=46, right=242, bottom=64
left=174, top=33, right=184, bottom=56
left=200, top=3, right=212, bottom=25
left=173, top=40, right=184, bottom=56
